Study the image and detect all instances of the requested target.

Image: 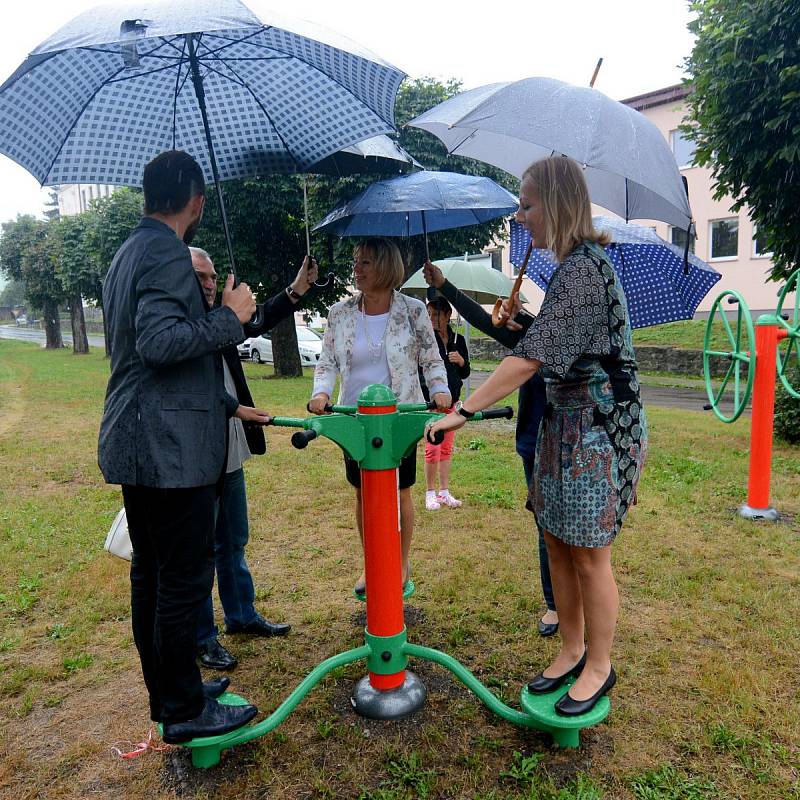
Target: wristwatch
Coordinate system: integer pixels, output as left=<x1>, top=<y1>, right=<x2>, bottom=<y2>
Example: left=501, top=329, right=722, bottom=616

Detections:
left=286, top=286, right=303, bottom=301
left=454, top=400, right=475, bottom=419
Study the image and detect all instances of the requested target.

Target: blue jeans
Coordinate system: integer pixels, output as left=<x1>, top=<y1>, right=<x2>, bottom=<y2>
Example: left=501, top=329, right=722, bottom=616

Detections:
left=197, top=468, right=258, bottom=644
left=522, top=456, right=556, bottom=613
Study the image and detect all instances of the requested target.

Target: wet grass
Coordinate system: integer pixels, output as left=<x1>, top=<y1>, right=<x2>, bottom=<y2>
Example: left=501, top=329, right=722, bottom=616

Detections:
left=0, top=338, right=799, bottom=799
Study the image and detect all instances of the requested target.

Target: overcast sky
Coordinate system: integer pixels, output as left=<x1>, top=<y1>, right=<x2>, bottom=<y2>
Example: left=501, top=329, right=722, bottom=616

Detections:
left=0, top=0, right=696, bottom=227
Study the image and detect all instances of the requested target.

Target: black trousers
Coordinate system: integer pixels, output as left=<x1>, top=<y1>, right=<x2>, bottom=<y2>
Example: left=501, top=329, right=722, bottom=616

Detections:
left=122, top=483, right=216, bottom=724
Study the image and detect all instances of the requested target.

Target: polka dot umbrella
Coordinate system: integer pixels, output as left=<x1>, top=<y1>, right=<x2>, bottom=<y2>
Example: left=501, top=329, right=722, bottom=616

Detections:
left=509, top=218, right=721, bottom=329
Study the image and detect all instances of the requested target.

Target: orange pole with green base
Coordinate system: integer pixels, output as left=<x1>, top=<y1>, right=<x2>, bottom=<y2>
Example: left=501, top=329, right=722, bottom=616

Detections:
left=741, top=318, right=788, bottom=520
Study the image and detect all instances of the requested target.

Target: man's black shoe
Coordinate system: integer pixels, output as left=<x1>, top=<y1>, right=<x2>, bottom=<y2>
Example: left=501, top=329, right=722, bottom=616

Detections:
left=203, top=677, right=231, bottom=699
left=197, top=637, right=238, bottom=671
left=226, top=614, right=291, bottom=638
left=162, top=697, right=258, bottom=744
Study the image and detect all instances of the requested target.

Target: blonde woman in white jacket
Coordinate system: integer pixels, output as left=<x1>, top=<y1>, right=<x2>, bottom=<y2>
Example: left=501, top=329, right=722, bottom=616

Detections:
left=310, top=239, right=451, bottom=595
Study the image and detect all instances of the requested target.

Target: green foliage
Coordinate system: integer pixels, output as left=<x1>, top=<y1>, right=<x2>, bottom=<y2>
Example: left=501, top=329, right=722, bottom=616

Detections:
left=629, top=764, right=717, bottom=799
left=774, top=361, right=800, bottom=444
left=0, top=216, right=56, bottom=310
left=0, top=277, right=25, bottom=306
left=63, top=653, right=94, bottom=675
left=684, top=0, right=800, bottom=281
left=500, top=750, right=545, bottom=787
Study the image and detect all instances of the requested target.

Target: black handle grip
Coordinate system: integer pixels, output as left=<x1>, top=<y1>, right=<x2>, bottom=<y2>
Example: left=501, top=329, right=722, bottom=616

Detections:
left=426, top=428, right=445, bottom=445
left=306, top=401, right=334, bottom=413
left=249, top=305, right=265, bottom=329
left=291, top=429, right=318, bottom=449
left=426, top=285, right=438, bottom=302
left=479, top=406, right=515, bottom=420
left=726, top=296, right=739, bottom=305
left=702, top=404, right=713, bottom=411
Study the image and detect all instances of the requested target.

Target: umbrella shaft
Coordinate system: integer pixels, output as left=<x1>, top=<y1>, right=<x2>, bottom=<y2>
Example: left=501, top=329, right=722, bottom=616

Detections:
left=186, top=34, right=238, bottom=279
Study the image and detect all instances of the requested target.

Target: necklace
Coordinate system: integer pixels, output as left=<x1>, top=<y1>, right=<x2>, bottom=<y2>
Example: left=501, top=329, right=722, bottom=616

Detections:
left=360, top=295, right=390, bottom=363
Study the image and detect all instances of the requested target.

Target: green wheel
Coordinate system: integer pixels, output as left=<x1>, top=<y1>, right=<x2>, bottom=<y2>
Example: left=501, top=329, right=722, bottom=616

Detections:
left=703, top=290, right=755, bottom=423
left=775, top=268, right=800, bottom=400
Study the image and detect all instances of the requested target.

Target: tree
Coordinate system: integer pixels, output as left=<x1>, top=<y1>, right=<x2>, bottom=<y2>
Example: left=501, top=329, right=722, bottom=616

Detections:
left=50, top=213, right=99, bottom=354
left=684, top=0, right=800, bottom=282
left=0, top=215, right=63, bottom=348
left=84, top=188, right=143, bottom=355
left=0, top=277, right=25, bottom=307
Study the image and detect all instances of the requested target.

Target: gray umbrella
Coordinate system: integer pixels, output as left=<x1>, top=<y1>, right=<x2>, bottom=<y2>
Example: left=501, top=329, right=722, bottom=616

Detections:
left=409, top=77, right=692, bottom=230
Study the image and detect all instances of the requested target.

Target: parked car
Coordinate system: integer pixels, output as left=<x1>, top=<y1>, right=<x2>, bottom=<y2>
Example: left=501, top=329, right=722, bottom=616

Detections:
left=238, top=326, right=323, bottom=366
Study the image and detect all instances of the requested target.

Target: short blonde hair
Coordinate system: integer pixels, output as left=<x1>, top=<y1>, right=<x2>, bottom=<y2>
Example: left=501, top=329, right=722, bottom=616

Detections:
left=522, top=157, right=610, bottom=262
left=353, top=239, right=405, bottom=291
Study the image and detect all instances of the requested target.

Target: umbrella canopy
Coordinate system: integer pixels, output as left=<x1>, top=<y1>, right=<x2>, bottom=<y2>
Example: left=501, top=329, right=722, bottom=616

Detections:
left=307, top=135, right=421, bottom=177
left=402, top=259, right=528, bottom=305
left=0, top=0, right=405, bottom=186
left=313, top=170, right=518, bottom=238
left=509, top=218, right=721, bottom=328
left=409, top=77, right=692, bottom=230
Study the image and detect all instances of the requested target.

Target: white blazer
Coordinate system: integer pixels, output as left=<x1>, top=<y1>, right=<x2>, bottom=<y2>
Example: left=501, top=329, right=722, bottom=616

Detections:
left=312, top=291, right=449, bottom=405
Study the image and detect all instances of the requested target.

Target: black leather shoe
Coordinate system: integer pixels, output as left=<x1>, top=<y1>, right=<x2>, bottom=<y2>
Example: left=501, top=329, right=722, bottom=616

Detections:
left=197, top=638, right=238, bottom=671
left=226, top=614, right=291, bottom=637
left=537, top=617, right=559, bottom=637
left=162, top=697, right=258, bottom=744
left=203, top=677, right=231, bottom=699
left=526, top=650, right=587, bottom=694
left=554, top=666, right=616, bottom=716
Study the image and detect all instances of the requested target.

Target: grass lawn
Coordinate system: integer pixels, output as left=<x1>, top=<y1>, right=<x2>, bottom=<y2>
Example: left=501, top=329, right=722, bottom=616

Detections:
left=0, top=339, right=798, bottom=800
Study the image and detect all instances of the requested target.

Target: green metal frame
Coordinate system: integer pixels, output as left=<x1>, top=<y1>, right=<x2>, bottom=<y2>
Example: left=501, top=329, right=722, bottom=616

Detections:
left=170, top=386, right=608, bottom=767
left=775, top=269, right=800, bottom=400
left=703, top=290, right=756, bottom=423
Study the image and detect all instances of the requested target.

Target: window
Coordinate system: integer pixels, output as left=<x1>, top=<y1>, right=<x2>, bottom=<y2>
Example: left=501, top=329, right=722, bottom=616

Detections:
left=670, top=226, right=695, bottom=254
left=670, top=129, right=696, bottom=168
left=753, top=229, right=772, bottom=258
left=709, top=218, right=739, bottom=260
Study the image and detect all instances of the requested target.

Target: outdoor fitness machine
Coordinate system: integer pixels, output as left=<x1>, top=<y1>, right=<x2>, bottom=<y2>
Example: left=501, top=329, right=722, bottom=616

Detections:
left=165, top=385, right=610, bottom=767
left=702, top=268, right=800, bottom=519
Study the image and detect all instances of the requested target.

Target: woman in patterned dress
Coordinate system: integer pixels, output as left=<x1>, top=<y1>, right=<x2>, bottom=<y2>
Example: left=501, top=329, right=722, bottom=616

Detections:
left=427, top=156, right=647, bottom=716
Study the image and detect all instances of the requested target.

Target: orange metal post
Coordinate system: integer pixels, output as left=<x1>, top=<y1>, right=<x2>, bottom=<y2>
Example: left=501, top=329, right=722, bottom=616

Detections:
left=359, top=404, right=405, bottom=690
left=746, top=323, right=787, bottom=509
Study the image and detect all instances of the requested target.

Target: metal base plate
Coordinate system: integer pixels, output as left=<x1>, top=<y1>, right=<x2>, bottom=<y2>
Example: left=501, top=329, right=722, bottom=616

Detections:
left=351, top=671, right=427, bottom=720
left=739, top=504, right=780, bottom=521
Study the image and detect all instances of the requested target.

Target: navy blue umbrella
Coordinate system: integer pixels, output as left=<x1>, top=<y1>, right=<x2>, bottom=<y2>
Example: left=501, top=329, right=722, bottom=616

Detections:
left=0, top=0, right=405, bottom=275
left=509, top=218, right=721, bottom=328
left=313, top=171, right=518, bottom=245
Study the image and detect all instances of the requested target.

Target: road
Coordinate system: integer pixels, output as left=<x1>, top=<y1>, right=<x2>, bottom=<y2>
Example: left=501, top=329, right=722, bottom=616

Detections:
left=0, top=325, right=105, bottom=349
left=1, top=326, right=736, bottom=414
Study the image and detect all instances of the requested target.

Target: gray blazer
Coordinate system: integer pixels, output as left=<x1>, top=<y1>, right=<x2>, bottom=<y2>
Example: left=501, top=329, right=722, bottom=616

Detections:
left=98, top=217, right=244, bottom=488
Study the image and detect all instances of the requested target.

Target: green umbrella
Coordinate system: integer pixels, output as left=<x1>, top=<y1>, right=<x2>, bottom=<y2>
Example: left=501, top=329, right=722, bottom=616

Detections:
left=401, top=259, right=528, bottom=304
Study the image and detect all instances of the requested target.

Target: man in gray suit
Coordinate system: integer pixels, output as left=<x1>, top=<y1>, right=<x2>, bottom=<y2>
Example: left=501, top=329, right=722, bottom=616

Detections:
left=99, top=150, right=262, bottom=744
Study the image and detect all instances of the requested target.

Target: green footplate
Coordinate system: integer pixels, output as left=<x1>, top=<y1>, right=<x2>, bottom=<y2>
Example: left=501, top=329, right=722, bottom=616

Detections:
left=354, top=578, right=415, bottom=602
left=157, top=692, right=257, bottom=750
left=519, top=678, right=611, bottom=748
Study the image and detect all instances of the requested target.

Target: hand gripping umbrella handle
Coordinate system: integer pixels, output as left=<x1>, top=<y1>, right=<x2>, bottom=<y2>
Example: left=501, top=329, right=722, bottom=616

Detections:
left=492, top=242, right=532, bottom=327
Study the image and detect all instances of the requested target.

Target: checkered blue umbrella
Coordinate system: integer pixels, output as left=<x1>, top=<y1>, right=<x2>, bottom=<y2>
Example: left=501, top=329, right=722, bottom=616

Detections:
left=509, top=218, right=721, bottom=328
left=0, top=0, right=405, bottom=273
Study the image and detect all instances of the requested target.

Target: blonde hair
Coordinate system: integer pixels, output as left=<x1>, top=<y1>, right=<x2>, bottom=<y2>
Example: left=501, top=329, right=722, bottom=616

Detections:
left=353, top=238, right=405, bottom=291
left=522, top=157, right=610, bottom=262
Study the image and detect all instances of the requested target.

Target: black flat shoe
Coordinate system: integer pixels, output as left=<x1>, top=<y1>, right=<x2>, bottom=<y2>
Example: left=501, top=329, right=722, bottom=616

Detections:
left=526, top=650, right=586, bottom=695
left=537, top=617, right=559, bottom=637
left=197, top=637, right=238, bottom=671
left=162, top=697, right=258, bottom=744
left=202, top=677, right=230, bottom=699
left=554, top=666, right=616, bottom=716
left=226, top=615, right=291, bottom=638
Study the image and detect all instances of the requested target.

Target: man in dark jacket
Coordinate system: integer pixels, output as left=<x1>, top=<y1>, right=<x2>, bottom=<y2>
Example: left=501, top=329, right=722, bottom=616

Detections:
left=98, top=150, right=263, bottom=744
left=191, top=247, right=317, bottom=670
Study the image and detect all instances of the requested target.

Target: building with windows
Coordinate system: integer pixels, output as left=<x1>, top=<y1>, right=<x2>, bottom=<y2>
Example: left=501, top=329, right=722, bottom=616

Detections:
left=622, top=83, right=787, bottom=317
left=56, top=183, right=117, bottom=217
left=495, top=83, right=793, bottom=319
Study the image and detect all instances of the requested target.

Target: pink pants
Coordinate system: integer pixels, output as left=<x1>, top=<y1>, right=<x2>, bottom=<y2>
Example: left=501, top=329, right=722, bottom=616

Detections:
left=424, top=406, right=456, bottom=463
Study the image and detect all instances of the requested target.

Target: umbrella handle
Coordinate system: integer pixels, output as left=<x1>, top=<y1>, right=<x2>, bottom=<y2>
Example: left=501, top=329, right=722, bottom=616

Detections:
left=491, top=242, right=532, bottom=327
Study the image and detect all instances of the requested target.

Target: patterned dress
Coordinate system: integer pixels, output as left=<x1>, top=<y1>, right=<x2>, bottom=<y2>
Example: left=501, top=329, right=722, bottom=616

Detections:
left=512, top=242, right=648, bottom=547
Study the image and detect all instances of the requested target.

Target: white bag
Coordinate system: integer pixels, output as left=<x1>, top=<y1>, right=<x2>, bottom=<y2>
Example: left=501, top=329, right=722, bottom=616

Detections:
left=104, top=507, right=133, bottom=561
